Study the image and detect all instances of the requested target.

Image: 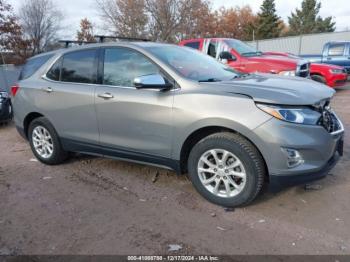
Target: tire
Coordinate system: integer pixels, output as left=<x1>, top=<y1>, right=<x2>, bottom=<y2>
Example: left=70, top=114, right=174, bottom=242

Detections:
left=311, top=75, right=326, bottom=84
left=28, top=117, right=68, bottom=165
left=8, top=102, right=13, bottom=120
left=187, top=132, right=265, bottom=207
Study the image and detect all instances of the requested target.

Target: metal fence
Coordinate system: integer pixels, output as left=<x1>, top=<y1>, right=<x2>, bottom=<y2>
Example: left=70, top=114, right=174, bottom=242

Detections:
left=0, top=65, right=20, bottom=92
left=246, top=31, right=350, bottom=55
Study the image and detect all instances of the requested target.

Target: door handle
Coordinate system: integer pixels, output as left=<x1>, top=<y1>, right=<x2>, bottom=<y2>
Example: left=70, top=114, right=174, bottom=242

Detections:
left=97, top=92, right=114, bottom=99
left=42, top=87, right=53, bottom=93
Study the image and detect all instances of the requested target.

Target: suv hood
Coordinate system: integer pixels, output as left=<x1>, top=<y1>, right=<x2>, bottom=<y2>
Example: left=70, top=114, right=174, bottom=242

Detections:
left=202, top=73, right=335, bottom=105
left=245, top=55, right=299, bottom=70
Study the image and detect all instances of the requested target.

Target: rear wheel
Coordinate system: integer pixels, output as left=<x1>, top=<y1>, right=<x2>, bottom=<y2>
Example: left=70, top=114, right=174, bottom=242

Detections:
left=187, top=132, right=265, bottom=207
left=28, top=117, right=68, bottom=165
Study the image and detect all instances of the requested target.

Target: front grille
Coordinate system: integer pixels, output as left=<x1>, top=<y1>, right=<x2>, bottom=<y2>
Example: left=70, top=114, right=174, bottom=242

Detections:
left=320, top=110, right=341, bottom=133
left=316, top=100, right=342, bottom=133
left=296, top=62, right=310, bottom=78
left=335, top=79, right=347, bottom=85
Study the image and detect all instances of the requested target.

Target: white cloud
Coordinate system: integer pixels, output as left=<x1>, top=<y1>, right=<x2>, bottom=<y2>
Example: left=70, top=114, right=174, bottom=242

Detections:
left=8, top=0, right=350, bottom=38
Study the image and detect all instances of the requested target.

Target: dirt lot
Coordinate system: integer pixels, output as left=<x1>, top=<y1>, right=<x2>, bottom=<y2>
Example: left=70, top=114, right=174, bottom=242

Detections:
left=1, top=87, right=350, bottom=256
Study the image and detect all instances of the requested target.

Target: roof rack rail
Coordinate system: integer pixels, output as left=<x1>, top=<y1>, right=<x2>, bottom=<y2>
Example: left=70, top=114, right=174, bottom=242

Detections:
left=58, top=40, right=96, bottom=48
left=95, top=35, right=150, bottom=43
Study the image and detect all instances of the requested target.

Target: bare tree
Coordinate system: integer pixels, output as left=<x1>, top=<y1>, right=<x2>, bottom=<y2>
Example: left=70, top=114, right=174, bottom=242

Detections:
left=145, top=0, right=213, bottom=42
left=19, top=0, right=63, bottom=55
left=177, top=0, right=213, bottom=39
left=77, top=18, right=96, bottom=42
left=96, top=0, right=148, bottom=38
left=0, top=0, right=30, bottom=64
left=145, top=0, right=183, bottom=42
left=214, top=6, right=259, bottom=40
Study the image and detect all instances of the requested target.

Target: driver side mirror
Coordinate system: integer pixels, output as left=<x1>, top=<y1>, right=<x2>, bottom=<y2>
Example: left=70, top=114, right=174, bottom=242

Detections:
left=219, top=51, right=236, bottom=61
left=133, top=74, right=173, bottom=90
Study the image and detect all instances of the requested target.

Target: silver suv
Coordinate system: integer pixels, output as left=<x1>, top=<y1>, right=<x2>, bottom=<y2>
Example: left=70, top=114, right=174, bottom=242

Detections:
left=12, top=42, right=344, bottom=207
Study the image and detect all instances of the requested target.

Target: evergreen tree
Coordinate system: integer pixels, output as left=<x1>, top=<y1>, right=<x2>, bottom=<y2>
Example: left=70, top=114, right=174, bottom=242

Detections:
left=256, top=0, right=282, bottom=40
left=288, top=0, right=335, bottom=35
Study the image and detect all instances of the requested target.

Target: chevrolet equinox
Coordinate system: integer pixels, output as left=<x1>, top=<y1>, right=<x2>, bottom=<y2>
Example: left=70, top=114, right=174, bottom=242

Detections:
left=12, top=42, right=344, bottom=207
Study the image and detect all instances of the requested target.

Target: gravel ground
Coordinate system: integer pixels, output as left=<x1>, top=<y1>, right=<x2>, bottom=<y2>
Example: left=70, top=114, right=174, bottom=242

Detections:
left=0, top=86, right=350, bottom=255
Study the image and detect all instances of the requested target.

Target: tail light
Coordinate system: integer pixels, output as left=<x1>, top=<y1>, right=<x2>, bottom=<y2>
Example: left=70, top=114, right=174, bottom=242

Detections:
left=11, top=84, right=20, bottom=97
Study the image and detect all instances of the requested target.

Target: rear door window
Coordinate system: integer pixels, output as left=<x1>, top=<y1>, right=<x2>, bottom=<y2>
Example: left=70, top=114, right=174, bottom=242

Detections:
left=184, top=41, right=200, bottom=50
left=328, top=44, right=345, bottom=56
left=19, top=54, right=53, bottom=80
left=61, top=49, right=98, bottom=84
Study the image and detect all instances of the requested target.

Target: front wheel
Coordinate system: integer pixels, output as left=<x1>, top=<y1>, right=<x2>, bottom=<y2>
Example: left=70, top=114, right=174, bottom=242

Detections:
left=311, top=75, right=326, bottom=85
left=28, top=117, right=68, bottom=165
left=187, top=132, right=266, bottom=207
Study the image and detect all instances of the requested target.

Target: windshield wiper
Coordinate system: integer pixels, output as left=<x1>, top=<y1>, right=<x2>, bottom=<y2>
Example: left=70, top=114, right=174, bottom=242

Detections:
left=198, top=78, right=222, bottom=83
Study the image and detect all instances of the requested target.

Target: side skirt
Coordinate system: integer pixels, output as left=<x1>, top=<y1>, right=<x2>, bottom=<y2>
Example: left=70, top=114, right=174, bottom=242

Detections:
left=61, top=138, right=181, bottom=174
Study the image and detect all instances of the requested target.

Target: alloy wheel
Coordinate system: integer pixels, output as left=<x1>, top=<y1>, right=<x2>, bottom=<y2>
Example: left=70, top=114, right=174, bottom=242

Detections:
left=197, top=149, right=247, bottom=198
left=32, top=126, right=54, bottom=159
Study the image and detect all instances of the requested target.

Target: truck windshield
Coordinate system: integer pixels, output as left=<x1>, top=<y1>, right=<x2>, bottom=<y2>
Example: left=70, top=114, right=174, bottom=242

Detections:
left=145, top=45, right=240, bottom=82
left=224, top=39, right=262, bottom=57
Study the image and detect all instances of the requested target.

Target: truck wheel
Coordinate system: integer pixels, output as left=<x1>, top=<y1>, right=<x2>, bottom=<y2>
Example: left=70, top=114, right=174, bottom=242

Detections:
left=28, top=117, right=68, bottom=165
left=187, top=132, right=265, bottom=207
left=311, top=75, right=326, bottom=84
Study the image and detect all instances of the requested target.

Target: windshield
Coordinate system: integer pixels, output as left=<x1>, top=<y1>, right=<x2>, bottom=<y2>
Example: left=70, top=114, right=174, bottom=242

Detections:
left=145, top=45, right=240, bottom=82
left=224, top=39, right=262, bottom=57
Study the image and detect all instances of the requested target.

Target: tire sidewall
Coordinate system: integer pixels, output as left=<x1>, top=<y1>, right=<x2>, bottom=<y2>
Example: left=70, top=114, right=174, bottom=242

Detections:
left=311, top=75, right=326, bottom=84
left=28, top=117, right=65, bottom=165
left=188, top=136, right=260, bottom=207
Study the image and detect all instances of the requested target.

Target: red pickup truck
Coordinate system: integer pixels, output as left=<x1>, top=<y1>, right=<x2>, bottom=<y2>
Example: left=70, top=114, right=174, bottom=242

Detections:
left=179, top=38, right=310, bottom=78
left=264, top=52, right=348, bottom=88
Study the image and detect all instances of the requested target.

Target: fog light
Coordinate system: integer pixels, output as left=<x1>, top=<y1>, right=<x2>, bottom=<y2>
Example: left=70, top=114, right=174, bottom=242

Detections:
left=281, top=148, right=304, bottom=168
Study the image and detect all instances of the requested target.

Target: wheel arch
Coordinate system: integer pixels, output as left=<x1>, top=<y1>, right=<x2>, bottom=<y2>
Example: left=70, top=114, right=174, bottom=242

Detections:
left=23, top=112, right=44, bottom=139
left=178, top=125, right=269, bottom=181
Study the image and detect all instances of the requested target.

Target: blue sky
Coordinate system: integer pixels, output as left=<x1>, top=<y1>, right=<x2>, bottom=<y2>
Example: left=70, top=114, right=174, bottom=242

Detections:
left=8, top=0, right=350, bottom=38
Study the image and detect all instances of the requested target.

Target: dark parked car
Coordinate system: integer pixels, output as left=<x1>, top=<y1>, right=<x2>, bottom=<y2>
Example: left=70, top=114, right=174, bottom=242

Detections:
left=0, top=89, right=12, bottom=123
left=301, top=41, right=350, bottom=77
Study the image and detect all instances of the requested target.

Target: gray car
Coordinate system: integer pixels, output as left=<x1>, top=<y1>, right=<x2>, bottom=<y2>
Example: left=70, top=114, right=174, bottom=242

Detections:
left=12, top=42, right=344, bottom=207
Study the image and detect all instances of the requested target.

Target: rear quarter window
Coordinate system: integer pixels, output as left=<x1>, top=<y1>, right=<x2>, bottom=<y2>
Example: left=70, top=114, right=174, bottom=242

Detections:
left=46, top=58, right=62, bottom=81
left=19, top=54, right=54, bottom=80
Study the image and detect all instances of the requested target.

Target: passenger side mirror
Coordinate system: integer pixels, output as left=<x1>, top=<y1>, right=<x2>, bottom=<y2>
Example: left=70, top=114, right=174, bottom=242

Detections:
left=219, top=51, right=236, bottom=61
left=134, top=74, right=173, bottom=90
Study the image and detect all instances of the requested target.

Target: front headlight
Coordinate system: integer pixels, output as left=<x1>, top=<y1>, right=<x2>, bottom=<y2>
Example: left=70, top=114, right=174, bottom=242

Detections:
left=278, top=70, right=296, bottom=77
left=256, top=103, right=321, bottom=125
left=330, top=69, right=344, bottom=74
